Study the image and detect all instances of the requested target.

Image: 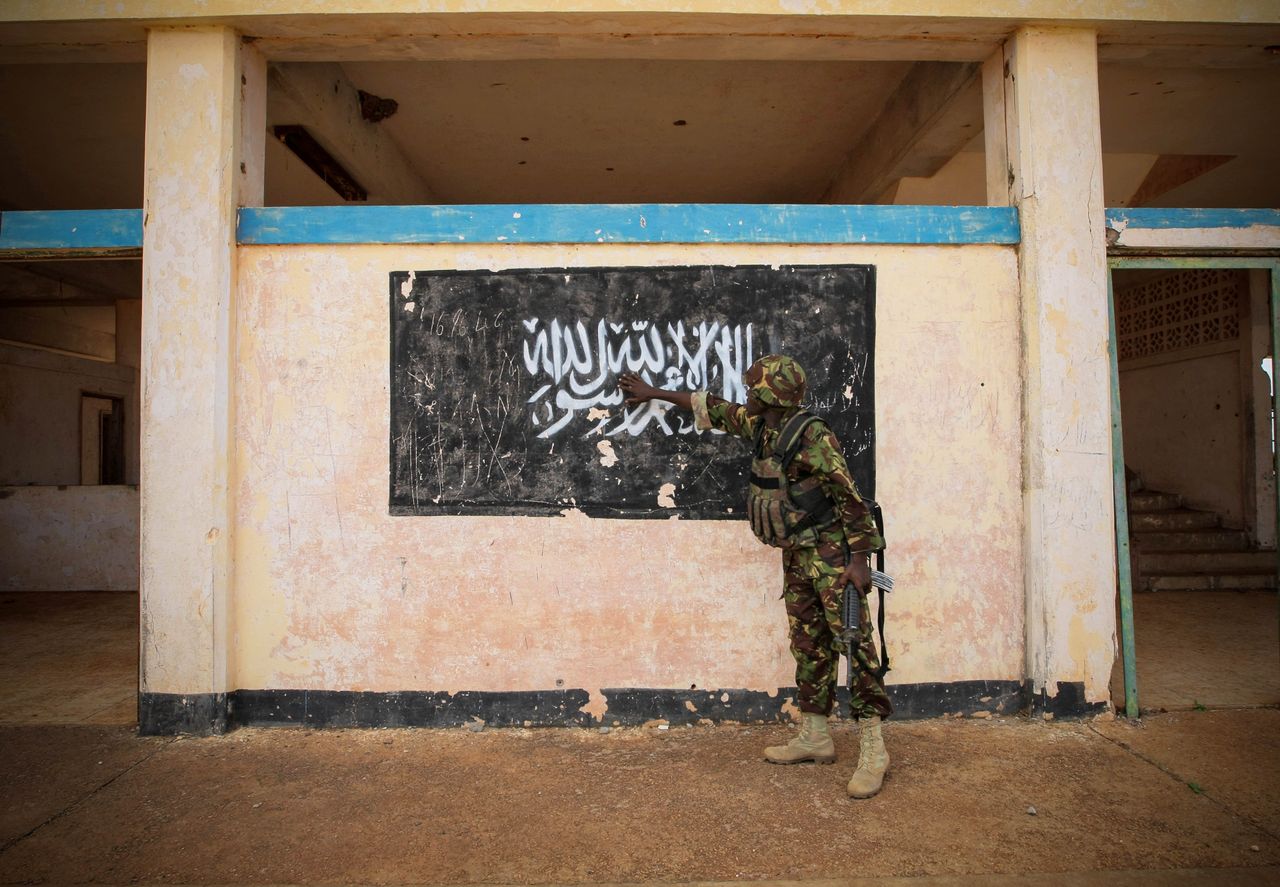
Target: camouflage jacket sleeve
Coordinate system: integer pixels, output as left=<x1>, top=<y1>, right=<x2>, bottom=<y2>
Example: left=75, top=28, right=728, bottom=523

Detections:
left=792, top=422, right=884, bottom=552
left=691, top=391, right=759, bottom=442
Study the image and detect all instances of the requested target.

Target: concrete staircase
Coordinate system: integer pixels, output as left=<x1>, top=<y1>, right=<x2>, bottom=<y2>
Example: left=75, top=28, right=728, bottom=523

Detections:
left=1129, top=488, right=1277, bottom=591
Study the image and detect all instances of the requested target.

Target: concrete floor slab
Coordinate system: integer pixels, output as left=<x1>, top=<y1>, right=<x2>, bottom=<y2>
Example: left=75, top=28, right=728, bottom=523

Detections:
left=1091, top=709, right=1280, bottom=837
left=0, top=725, right=168, bottom=850
left=0, top=715, right=1277, bottom=885
left=1111, top=591, right=1280, bottom=712
left=0, top=591, right=137, bottom=726
left=1, top=592, right=1278, bottom=884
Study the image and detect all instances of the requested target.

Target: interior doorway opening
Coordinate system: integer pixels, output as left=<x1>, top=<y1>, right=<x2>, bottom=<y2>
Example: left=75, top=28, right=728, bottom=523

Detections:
left=1110, top=261, right=1280, bottom=714
left=0, top=258, right=141, bottom=727
left=81, top=393, right=125, bottom=485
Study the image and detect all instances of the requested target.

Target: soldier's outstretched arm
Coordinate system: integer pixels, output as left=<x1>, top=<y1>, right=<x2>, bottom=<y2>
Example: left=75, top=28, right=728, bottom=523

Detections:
left=617, top=372, right=694, bottom=410
left=619, top=373, right=756, bottom=441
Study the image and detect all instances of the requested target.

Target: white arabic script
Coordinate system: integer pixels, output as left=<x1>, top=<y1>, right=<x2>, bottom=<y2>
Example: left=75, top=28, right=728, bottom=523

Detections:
left=521, top=318, right=755, bottom=438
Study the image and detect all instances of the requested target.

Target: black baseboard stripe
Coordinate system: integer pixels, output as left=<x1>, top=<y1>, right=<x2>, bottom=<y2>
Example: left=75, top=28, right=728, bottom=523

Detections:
left=139, top=680, right=1103, bottom=735
left=1032, top=681, right=1109, bottom=718
left=138, top=692, right=228, bottom=736
left=230, top=688, right=594, bottom=729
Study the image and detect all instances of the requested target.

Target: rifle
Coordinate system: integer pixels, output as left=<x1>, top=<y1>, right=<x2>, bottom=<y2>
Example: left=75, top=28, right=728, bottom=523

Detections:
left=841, top=500, right=891, bottom=683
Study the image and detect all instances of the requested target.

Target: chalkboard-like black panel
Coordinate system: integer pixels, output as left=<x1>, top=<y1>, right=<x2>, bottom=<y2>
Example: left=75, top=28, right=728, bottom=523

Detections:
left=389, top=265, right=874, bottom=518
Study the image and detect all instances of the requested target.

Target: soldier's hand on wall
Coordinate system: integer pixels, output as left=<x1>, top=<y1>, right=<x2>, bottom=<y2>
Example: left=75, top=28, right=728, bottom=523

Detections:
left=618, top=372, right=657, bottom=405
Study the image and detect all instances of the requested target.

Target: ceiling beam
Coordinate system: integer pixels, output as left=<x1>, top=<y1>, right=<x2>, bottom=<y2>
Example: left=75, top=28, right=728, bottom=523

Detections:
left=4, top=12, right=1276, bottom=65
left=269, top=62, right=436, bottom=204
left=1126, top=154, right=1237, bottom=206
left=821, top=61, right=982, bottom=205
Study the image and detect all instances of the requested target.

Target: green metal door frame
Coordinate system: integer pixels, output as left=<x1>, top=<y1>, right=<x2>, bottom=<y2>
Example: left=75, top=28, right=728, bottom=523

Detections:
left=1107, top=256, right=1280, bottom=719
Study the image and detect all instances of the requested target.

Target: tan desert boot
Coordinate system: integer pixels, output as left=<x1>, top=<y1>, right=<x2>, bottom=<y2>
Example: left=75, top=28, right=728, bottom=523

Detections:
left=763, top=712, right=836, bottom=764
left=846, top=715, right=889, bottom=798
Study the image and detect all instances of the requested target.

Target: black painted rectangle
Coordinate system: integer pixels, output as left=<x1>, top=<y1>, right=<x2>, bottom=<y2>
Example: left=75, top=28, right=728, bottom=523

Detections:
left=389, top=265, right=875, bottom=518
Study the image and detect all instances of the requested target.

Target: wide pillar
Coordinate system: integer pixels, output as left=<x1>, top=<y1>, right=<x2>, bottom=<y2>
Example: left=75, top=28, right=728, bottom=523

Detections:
left=990, top=28, right=1116, bottom=713
left=139, top=27, right=264, bottom=734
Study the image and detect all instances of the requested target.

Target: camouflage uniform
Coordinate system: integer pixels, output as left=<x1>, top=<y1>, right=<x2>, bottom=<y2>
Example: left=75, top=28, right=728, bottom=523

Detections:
left=692, top=355, right=892, bottom=721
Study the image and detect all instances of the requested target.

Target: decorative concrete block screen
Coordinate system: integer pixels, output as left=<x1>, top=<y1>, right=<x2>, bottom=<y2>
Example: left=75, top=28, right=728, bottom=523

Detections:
left=389, top=265, right=875, bottom=518
left=1116, top=268, right=1243, bottom=362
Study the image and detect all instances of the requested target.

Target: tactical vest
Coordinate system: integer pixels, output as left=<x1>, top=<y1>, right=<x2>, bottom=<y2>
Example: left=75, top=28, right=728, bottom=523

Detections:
left=747, top=410, right=839, bottom=549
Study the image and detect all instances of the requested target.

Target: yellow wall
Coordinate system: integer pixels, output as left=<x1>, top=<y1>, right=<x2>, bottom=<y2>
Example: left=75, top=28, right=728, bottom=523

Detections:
left=231, top=242, right=1023, bottom=704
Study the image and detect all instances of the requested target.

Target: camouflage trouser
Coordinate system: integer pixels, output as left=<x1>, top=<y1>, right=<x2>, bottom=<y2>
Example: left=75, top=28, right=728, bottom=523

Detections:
left=782, top=540, right=893, bottom=721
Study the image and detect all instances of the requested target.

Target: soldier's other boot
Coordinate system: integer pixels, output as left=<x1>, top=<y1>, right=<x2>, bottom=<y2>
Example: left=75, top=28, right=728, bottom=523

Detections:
left=846, top=715, right=889, bottom=798
left=764, top=712, right=836, bottom=764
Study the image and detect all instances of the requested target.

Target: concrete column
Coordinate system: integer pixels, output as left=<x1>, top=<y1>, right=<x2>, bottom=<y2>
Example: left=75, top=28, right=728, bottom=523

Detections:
left=139, top=27, right=265, bottom=734
left=995, top=28, right=1116, bottom=712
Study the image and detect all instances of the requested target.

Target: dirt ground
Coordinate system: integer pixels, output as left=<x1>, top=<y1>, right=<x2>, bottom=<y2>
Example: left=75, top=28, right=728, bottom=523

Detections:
left=1, top=709, right=1277, bottom=885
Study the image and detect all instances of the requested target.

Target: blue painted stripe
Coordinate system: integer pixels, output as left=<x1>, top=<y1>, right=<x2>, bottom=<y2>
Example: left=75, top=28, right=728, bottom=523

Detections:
left=0, top=209, right=143, bottom=251
left=9, top=206, right=1280, bottom=252
left=238, top=204, right=1020, bottom=245
left=1106, top=207, right=1280, bottom=231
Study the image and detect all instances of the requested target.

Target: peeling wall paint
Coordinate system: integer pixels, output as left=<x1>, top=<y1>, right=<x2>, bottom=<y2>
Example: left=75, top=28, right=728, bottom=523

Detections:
left=1108, top=223, right=1280, bottom=252
left=1105, top=209, right=1280, bottom=254
left=227, top=242, right=1024, bottom=698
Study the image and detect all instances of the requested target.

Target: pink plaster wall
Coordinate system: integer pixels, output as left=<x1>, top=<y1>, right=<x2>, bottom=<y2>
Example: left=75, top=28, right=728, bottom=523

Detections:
left=231, top=244, right=1024, bottom=701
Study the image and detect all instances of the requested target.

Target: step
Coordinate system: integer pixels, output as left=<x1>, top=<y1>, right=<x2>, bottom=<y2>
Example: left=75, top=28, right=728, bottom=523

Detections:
left=1144, top=573, right=1278, bottom=591
left=1129, top=510, right=1221, bottom=531
left=1132, top=529, right=1251, bottom=551
left=1128, top=491, right=1182, bottom=513
left=1140, top=550, right=1279, bottom=574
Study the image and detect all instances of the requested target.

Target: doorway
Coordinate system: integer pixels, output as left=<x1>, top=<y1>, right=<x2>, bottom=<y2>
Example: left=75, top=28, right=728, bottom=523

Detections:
left=81, top=393, right=125, bottom=485
left=1109, top=259, right=1280, bottom=714
left=0, top=259, right=141, bottom=726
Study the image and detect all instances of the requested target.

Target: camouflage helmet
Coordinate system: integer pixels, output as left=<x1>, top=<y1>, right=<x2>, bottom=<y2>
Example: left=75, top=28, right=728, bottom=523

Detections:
left=746, top=354, right=806, bottom=408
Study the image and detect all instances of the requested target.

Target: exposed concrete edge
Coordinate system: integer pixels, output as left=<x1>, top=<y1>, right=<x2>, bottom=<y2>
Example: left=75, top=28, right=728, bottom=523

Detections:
left=437, top=869, right=1280, bottom=887
left=139, top=680, right=1102, bottom=735
left=463, top=869, right=1278, bottom=887
left=7, top=1, right=1280, bottom=28
left=32, top=867, right=1280, bottom=887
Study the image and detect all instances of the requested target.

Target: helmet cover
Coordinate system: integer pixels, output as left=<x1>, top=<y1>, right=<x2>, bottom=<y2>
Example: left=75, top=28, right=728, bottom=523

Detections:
left=747, top=354, right=806, bottom=408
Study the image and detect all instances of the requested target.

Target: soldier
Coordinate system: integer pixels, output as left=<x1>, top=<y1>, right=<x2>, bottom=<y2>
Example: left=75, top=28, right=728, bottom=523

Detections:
left=618, top=354, right=892, bottom=799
